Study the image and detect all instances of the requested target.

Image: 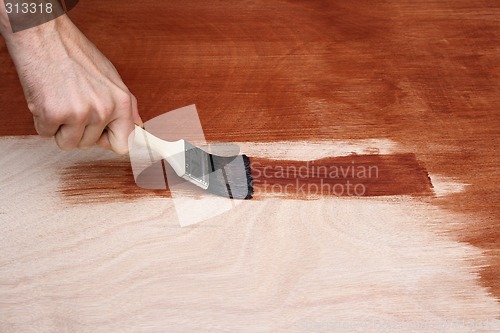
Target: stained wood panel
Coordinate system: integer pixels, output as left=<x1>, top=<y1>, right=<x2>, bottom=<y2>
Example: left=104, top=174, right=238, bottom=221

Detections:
left=0, top=0, right=499, bottom=331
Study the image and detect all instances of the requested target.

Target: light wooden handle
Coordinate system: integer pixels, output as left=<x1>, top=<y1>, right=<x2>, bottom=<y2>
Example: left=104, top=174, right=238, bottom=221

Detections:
left=133, top=125, right=186, bottom=177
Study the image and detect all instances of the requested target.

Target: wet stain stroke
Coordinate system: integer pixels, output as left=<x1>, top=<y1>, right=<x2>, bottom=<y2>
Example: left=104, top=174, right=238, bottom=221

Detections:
left=59, top=152, right=433, bottom=203
left=58, top=158, right=172, bottom=204
left=251, top=153, right=433, bottom=199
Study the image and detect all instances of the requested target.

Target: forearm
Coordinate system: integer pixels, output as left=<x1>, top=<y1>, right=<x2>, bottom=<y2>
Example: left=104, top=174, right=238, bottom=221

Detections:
left=1, top=1, right=74, bottom=73
left=0, top=0, right=66, bottom=44
left=0, top=0, right=11, bottom=36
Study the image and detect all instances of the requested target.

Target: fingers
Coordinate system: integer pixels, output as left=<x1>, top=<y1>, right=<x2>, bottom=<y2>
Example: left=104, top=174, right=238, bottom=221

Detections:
left=55, top=124, right=85, bottom=151
left=33, top=90, right=140, bottom=154
left=103, top=91, right=138, bottom=155
left=96, top=129, right=112, bottom=151
left=80, top=91, right=137, bottom=154
left=106, top=115, right=134, bottom=155
left=78, top=124, right=106, bottom=150
left=33, top=115, right=60, bottom=137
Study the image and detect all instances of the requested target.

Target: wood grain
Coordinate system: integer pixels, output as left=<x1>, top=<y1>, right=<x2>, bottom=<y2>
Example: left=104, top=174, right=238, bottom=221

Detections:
left=1, top=137, right=499, bottom=332
left=0, top=0, right=499, bottom=331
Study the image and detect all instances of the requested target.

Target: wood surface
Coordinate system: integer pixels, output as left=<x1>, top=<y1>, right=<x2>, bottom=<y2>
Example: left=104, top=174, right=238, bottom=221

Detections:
left=0, top=0, right=499, bottom=332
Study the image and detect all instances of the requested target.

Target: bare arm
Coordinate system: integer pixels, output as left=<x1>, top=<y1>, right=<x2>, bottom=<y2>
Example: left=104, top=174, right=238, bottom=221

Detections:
left=1, top=1, right=142, bottom=153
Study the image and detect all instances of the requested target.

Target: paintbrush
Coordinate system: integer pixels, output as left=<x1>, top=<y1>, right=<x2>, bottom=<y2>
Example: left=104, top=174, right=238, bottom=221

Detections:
left=133, top=125, right=253, bottom=199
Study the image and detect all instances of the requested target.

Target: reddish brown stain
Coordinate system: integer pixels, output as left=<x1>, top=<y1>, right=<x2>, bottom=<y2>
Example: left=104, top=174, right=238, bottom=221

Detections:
left=59, top=153, right=433, bottom=204
left=59, top=157, right=217, bottom=203
left=58, top=159, right=171, bottom=204
left=251, top=153, right=433, bottom=199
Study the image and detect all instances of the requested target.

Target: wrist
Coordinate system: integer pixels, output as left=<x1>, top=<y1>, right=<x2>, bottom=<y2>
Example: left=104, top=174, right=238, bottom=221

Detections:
left=1, top=1, right=66, bottom=40
left=3, top=13, right=69, bottom=55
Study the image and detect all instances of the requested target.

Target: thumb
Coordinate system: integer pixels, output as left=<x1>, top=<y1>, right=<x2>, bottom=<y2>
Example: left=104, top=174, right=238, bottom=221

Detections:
left=131, top=95, right=143, bottom=127
left=106, top=117, right=133, bottom=155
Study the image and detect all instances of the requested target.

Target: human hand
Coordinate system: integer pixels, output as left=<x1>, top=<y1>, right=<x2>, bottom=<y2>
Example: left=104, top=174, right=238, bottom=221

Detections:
left=3, top=14, right=142, bottom=154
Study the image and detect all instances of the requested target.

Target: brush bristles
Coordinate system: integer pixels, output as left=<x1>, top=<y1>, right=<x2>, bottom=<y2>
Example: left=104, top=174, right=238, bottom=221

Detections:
left=207, top=154, right=253, bottom=199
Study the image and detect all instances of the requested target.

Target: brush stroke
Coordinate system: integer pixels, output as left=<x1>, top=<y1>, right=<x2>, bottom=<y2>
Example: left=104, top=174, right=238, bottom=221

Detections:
left=58, top=159, right=171, bottom=204
left=58, top=152, right=433, bottom=204
left=251, top=153, right=433, bottom=199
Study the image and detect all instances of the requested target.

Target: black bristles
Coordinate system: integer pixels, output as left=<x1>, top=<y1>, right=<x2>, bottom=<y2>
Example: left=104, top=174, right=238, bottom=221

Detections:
left=207, top=154, right=253, bottom=199
left=242, top=155, right=254, bottom=199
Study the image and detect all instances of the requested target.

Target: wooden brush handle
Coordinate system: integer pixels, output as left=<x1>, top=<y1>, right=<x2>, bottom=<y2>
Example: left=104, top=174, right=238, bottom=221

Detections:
left=133, top=125, right=186, bottom=177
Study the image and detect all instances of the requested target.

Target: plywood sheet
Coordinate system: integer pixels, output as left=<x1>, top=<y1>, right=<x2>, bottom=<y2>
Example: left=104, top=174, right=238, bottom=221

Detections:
left=0, top=137, right=499, bottom=332
left=0, top=0, right=499, bottom=331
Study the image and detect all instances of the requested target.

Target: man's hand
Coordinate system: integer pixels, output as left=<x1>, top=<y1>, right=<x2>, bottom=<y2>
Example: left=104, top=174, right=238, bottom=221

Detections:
left=1, top=10, right=142, bottom=154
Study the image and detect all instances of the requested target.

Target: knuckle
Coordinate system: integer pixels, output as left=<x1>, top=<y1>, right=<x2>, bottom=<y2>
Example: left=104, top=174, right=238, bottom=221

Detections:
left=56, top=99, right=89, bottom=124
left=35, top=113, right=62, bottom=136
left=72, top=106, right=89, bottom=123
left=102, top=102, right=114, bottom=116
left=93, top=103, right=114, bottom=125
left=116, top=91, right=132, bottom=110
left=27, top=102, right=39, bottom=115
left=27, top=95, right=45, bottom=115
left=44, top=108, right=65, bottom=125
